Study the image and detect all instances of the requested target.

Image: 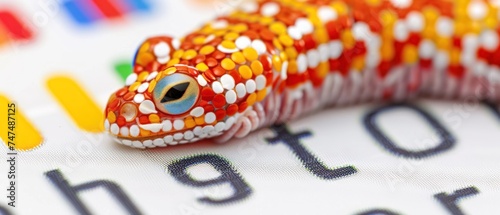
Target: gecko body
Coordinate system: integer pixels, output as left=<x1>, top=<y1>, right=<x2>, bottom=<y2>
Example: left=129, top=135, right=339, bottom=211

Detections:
left=105, top=0, right=500, bottom=148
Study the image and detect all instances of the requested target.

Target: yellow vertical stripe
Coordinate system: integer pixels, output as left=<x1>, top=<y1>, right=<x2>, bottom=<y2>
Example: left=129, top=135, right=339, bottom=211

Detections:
left=0, top=94, right=43, bottom=150
left=46, top=75, right=104, bottom=132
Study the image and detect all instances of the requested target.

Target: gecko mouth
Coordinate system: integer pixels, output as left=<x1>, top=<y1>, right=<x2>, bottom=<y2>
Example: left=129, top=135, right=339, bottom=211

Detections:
left=107, top=116, right=237, bottom=149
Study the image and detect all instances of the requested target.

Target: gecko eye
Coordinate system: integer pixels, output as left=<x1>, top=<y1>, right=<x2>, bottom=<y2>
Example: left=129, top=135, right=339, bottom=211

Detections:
left=153, top=73, right=200, bottom=115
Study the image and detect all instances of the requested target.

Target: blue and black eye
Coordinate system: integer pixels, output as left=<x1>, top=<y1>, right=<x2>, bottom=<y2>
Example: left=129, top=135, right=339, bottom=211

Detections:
left=153, top=73, right=200, bottom=115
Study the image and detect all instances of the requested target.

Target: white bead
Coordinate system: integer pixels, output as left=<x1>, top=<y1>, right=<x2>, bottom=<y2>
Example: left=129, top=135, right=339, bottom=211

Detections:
left=110, top=124, right=119, bottom=135
left=139, top=100, right=157, bottom=114
left=225, top=117, right=235, bottom=130
left=281, top=61, right=288, bottom=80
left=173, top=120, right=184, bottom=130
left=190, top=107, right=204, bottom=117
left=163, top=135, right=174, bottom=143
left=173, top=133, right=184, bottom=140
left=235, top=83, right=247, bottom=98
left=393, top=20, right=409, bottom=41
left=125, top=73, right=137, bottom=86
left=153, top=138, right=165, bottom=146
left=146, top=71, right=158, bottom=81
left=239, top=1, right=258, bottom=13
left=133, top=94, right=144, bottom=103
left=287, top=26, right=302, bottom=40
left=307, top=50, right=320, bottom=68
left=205, top=112, right=216, bottom=124
left=328, top=40, right=343, bottom=59
left=221, top=74, right=235, bottom=90
left=297, top=54, right=308, bottom=73
left=130, top=125, right=140, bottom=137
left=246, top=80, right=256, bottom=93
left=406, top=11, right=424, bottom=32
left=433, top=51, right=449, bottom=69
left=215, top=122, right=226, bottom=132
left=143, top=140, right=153, bottom=147
left=154, top=42, right=170, bottom=58
left=436, top=17, right=454, bottom=37
left=197, top=75, right=207, bottom=87
left=251, top=40, right=266, bottom=55
left=419, top=40, right=436, bottom=59
left=255, top=75, right=266, bottom=90
left=193, top=126, right=203, bottom=136
left=172, top=39, right=180, bottom=49
left=162, top=120, right=172, bottom=132
left=122, top=140, right=132, bottom=146
left=390, top=0, right=412, bottom=8
left=261, top=2, right=280, bottom=16
left=295, top=18, right=313, bottom=34
left=104, top=119, right=110, bottom=130
left=120, top=127, right=129, bottom=136
left=468, top=1, right=487, bottom=20
left=217, top=44, right=238, bottom=53
left=212, top=81, right=224, bottom=94
left=225, top=90, right=237, bottom=104
left=202, top=125, right=215, bottom=134
left=235, top=36, right=251, bottom=49
left=352, top=22, right=371, bottom=41
left=480, top=30, right=499, bottom=51
left=317, top=6, right=337, bottom=23
left=132, top=141, right=143, bottom=148
left=184, top=131, right=194, bottom=140
left=211, top=20, right=228, bottom=29
left=137, top=82, right=149, bottom=93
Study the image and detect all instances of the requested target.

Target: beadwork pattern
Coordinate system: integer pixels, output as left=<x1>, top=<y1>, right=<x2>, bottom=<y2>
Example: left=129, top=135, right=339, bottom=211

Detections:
left=105, top=0, right=500, bottom=148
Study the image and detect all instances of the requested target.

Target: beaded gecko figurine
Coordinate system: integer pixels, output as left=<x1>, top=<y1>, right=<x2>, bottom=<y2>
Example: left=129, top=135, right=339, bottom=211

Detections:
left=105, top=0, right=500, bottom=148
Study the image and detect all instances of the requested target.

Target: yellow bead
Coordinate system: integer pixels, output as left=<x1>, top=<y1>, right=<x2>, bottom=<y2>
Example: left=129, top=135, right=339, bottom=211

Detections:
left=224, top=32, right=239, bottom=41
left=239, top=65, right=253, bottom=79
left=231, top=52, right=246, bottom=64
left=381, top=42, right=394, bottom=61
left=135, top=53, right=154, bottom=66
left=173, top=50, right=184, bottom=59
left=285, top=47, right=298, bottom=59
left=242, top=47, right=258, bottom=61
left=331, top=2, right=347, bottom=15
left=272, top=55, right=282, bottom=72
left=315, top=28, right=329, bottom=43
left=351, top=56, right=365, bottom=70
left=450, top=48, right=461, bottom=65
left=221, top=40, right=236, bottom=49
left=288, top=60, right=298, bottom=74
left=193, top=36, right=206, bottom=45
left=140, top=129, right=150, bottom=137
left=149, top=114, right=160, bottom=123
left=279, top=34, right=294, bottom=47
left=138, top=42, right=150, bottom=53
left=246, top=93, right=257, bottom=106
left=273, top=38, right=284, bottom=51
left=185, top=117, right=196, bottom=128
left=341, top=30, right=355, bottom=49
left=182, top=49, right=197, bottom=60
left=167, top=58, right=180, bottom=67
left=195, top=116, right=205, bottom=125
left=251, top=61, right=263, bottom=75
left=403, top=45, right=418, bottom=64
left=280, top=51, right=288, bottom=62
left=107, top=111, right=116, bottom=123
left=200, top=45, right=215, bottom=55
left=317, top=62, right=329, bottom=78
left=256, top=88, right=267, bottom=102
left=270, top=22, right=286, bottom=35
left=221, top=58, right=236, bottom=70
left=148, top=80, right=157, bottom=92
left=196, top=62, right=209, bottom=72
left=231, top=24, right=248, bottom=33
left=164, top=67, right=177, bottom=75
left=138, top=72, right=149, bottom=82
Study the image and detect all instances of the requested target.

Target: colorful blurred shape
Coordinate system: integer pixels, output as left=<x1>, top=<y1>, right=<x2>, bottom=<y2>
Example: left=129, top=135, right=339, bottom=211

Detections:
left=0, top=94, right=43, bottom=151
left=62, top=0, right=152, bottom=25
left=46, top=75, right=104, bottom=132
left=0, top=9, right=33, bottom=45
left=114, top=60, right=133, bottom=81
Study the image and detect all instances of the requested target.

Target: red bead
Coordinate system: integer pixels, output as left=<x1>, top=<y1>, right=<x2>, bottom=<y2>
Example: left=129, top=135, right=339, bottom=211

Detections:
left=108, top=99, right=120, bottom=111
left=123, top=92, right=135, bottom=101
left=116, top=116, right=126, bottom=126
left=213, top=66, right=226, bottom=76
left=139, top=116, right=149, bottom=124
left=226, top=104, right=238, bottom=116
left=204, top=105, right=214, bottom=113
left=201, top=87, right=215, bottom=101
left=229, top=70, right=242, bottom=83
left=116, top=87, right=128, bottom=97
left=238, top=102, right=248, bottom=112
left=215, top=109, right=226, bottom=121
left=212, top=94, right=226, bottom=108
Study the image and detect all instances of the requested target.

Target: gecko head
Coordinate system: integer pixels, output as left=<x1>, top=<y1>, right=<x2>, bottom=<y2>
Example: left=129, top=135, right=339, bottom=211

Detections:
left=104, top=64, right=240, bottom=148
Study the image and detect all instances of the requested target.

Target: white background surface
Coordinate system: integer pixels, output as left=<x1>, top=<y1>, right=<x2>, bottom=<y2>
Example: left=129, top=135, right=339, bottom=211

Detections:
left=0, top=0, right=500, bottom=214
